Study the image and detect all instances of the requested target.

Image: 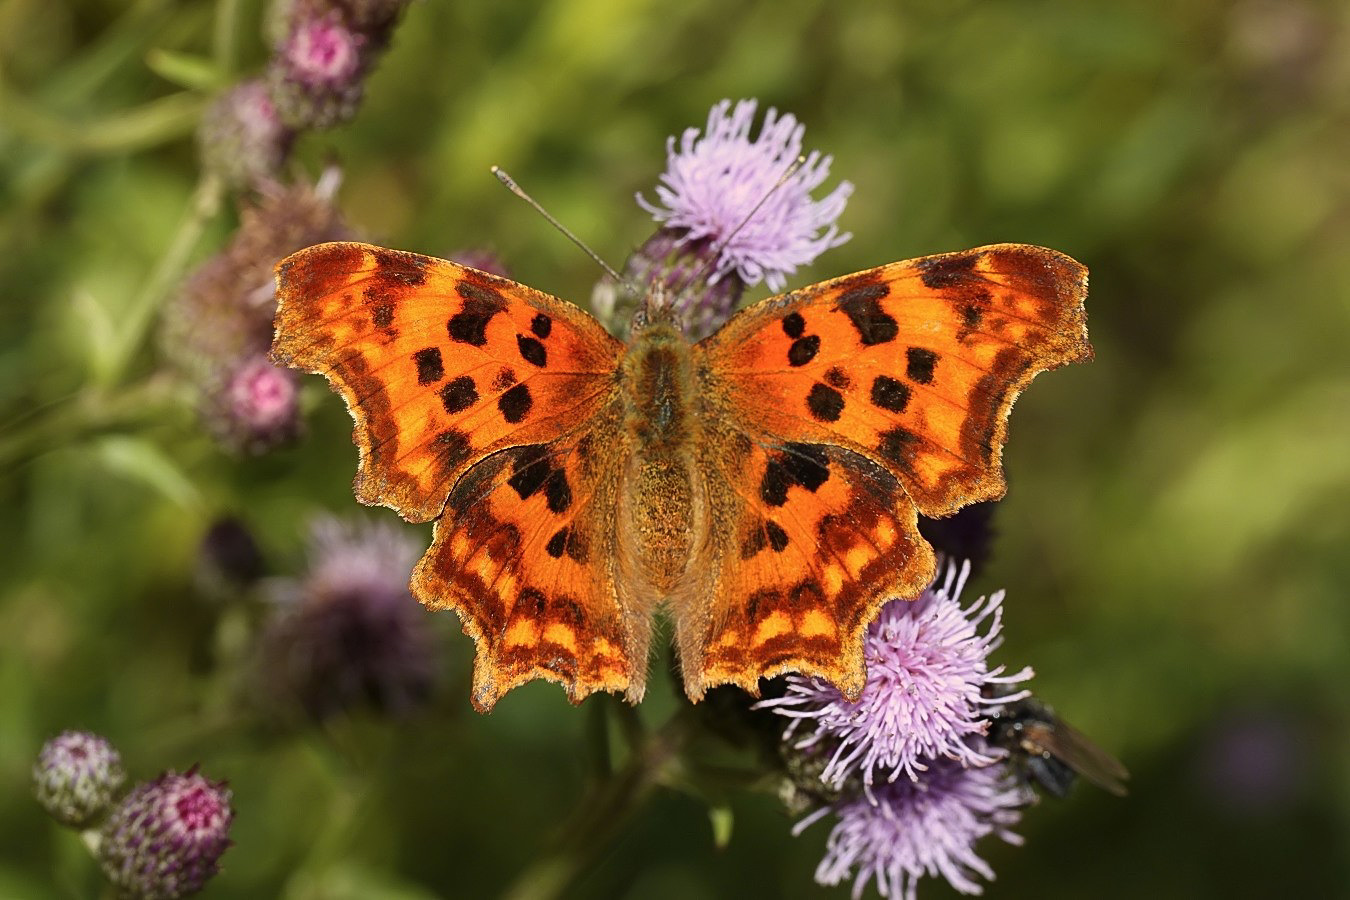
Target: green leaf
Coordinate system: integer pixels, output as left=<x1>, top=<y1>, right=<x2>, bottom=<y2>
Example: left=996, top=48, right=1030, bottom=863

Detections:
left=92, top=435, right=202, bottom=511
left=708, top=803, right=733, bottom=851
left=144, top=49, right=228, bottom=92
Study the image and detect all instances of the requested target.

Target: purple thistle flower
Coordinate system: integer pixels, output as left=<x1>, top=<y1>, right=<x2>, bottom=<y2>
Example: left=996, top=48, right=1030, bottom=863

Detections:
left=32, top=731, right=125, bottom=828
left=207, top=355, right=301, bottom=454
left=637, top=98, right=853, bottom=293
left=259, top=516, right=438, bottom=720
left=198, top=80, right=294, bottom=189
left=98, top=768, right=233, bottom=900
left=760, top=561, right=1032, bottom=792
left=162, top=175, right=349, bottom=453
left=268, top=12, right=370, bottom=129
left=797, top=756, right=1030, bottom=900
left=286, top=14, right=366, bottom=85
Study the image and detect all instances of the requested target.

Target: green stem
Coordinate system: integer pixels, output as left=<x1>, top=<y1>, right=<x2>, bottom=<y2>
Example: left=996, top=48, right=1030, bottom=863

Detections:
left=102, top=174, right=223, bottom=388
left=212, top=0, right=243, bottom=73
left=0, top=376, right=180, bottom=473
left=501, top=710, right=695, bottom=900
left=0, top=82, right=206, bottom=154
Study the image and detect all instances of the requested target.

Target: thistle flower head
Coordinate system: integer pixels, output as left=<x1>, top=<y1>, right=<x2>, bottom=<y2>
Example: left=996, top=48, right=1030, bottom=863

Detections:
left=98, top=768, right=233, bottom=900
left=637, top=98, right=853, bottom=293
left=161, top=176, right=348, bottom=452
left=285, top=14, right=366, bottom=86
left=268, top=11, right=370, bottom=128
left=198, top=80, right=294, bottom=189
left=260, top=516, right=438, bottom=720
left=800, top=756, right=1030, bottom=900
left=760, top=561, right=1032, bottom=791
left=206, top=355, right=301, bottom=454
left=32, top=731, right=125, bottom=828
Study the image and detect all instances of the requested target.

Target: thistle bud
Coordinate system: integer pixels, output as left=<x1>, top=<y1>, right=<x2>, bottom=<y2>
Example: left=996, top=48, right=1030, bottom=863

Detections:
left=98, top=769, right=234, bottom=900
left=32, top=731, right=126, bottom=828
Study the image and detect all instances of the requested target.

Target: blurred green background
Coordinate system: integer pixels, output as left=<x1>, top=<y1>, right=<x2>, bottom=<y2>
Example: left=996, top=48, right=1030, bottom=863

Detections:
left=2, top=0, right=1348, bottom=897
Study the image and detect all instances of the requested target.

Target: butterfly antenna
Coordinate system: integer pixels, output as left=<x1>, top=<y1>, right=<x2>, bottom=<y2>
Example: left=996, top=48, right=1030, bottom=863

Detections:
left=491, top=166, right=626, bottom=285
left=674, top=154, right=808, bottom=296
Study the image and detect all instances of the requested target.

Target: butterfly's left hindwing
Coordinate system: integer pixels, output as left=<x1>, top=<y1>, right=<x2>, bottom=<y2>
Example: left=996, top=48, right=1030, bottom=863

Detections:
left=413, top=404, right=649, bottom=712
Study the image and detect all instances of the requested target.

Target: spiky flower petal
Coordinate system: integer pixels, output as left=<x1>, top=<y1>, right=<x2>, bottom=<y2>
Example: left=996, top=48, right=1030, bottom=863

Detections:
left=799, top=756, right=1030, bottom=900
left=761, top=561, right=1032, bottom=791
left=637, top=98, right=853, bottom=293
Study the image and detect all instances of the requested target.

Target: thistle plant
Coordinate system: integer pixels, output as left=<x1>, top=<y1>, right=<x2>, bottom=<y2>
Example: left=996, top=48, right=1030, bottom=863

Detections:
left=32, top=734, right=234, bottom=899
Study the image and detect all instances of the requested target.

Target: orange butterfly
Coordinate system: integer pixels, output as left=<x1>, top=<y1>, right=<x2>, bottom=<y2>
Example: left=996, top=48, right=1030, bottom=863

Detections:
left=272, top=242, right=1089, bottom=711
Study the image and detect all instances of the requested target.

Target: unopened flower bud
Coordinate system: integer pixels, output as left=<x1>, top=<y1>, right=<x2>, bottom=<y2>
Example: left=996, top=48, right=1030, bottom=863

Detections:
left=33, top=731, right=125, bottom=828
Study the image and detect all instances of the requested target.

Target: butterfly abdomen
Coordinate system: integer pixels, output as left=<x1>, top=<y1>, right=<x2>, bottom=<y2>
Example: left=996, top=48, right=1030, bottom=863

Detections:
left=618, top=325, right=701, bottom=592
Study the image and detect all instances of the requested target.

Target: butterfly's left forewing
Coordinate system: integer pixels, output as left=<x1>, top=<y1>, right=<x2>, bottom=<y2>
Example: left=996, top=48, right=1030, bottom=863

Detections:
left=414, top=407, right=647, bottom=712
left=273, top=242, right=624, bottom=522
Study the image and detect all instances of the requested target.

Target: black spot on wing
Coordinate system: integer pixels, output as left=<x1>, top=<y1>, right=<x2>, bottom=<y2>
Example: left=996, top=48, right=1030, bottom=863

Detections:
left=870, top=375, right=910, bottom=413
left=837, top=283, right=898, bottom=345
left=498, top=383, right=532, bottom=423
left=906, top=348, right=938, bottom=385
left=546, top=528, right=568, bottom=559
left=414, top=347, right=444, bottom=385
left=439, top=375, right=478, bottom=414
left=759, top=462, right=791, bottom=507
left=765, top=520, right=789, bottom=552
left=782, top=312, right=806, bottom=339
left=507, top=446, right=550, bottom=499
left=782, top=443, right=830, bottom=491
left=806, top=382, right=845, bottom=422
left=531, top=313, right=552, bottom=339
left=788, top=335, right=820, bottom=367
left=761, top=443, right=831, bottom=506
left=517, top=333, right=547, bottom=367
left=448, top=282, right=507, bottom=346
